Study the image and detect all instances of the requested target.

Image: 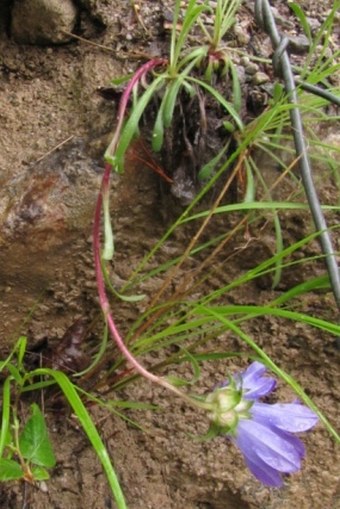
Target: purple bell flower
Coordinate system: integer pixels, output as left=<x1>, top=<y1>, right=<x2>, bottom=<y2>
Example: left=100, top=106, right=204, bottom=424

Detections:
left=206, top=362, right=318, bottom=487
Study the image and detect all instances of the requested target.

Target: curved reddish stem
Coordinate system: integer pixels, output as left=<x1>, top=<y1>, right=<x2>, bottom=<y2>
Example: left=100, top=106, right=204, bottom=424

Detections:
left=106, top=58, right=166, bottom=158
left=93, top=59, right=187, bottom=396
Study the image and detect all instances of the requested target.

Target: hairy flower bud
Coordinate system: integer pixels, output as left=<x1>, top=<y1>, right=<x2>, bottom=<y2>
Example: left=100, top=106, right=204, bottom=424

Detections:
left=206, top=383, right=252, bottom=431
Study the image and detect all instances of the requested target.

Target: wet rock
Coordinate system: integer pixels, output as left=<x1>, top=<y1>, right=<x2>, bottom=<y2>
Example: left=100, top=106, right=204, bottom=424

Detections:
left=11, top=0, right=78, bottom=45
left=0, top=138, right=102, bottom=249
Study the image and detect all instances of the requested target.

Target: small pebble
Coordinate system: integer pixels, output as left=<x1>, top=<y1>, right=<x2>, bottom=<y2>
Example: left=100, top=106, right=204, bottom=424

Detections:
left=234, top=25, right=250, bottom=45
left=289, top=35, right=310, bottom=54
left=245, top=62, right=259, bottom=75
left=307, top=17, right=321, bottom=32
left=252, top=71, right=270, bottom=85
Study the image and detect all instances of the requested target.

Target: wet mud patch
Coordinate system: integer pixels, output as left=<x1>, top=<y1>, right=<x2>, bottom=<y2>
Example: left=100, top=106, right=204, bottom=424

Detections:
left=0, top=1, right=339, bottom=508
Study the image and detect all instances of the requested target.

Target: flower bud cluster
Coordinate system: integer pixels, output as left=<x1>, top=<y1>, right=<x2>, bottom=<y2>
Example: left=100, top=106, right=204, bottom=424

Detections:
left=206, top=381, right=253, bottom=432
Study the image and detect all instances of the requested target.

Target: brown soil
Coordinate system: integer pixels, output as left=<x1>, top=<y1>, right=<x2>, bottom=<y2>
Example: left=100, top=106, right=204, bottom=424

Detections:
left=0, top=1, right=339, bottom=509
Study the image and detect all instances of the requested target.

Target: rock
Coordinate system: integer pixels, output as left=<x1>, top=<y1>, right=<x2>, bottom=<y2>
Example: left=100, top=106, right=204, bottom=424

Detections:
left=76, top=0, right=117, bottom=26
left=233, top=25, right=250, bottom=45
left=245, top=62, right=259, bottom=75
left=306, top=16, right=321, bottom=33
left=270, top=6, right=295, bottom=29
left=240, top=56, right=250, bottom=66
left=0, top=138, right=102, bottom=248
left=252, top=71, right=270, bottom=85
left=11, top=0, right=78, bottom=45
left=288, top=35, right=310, bottom=54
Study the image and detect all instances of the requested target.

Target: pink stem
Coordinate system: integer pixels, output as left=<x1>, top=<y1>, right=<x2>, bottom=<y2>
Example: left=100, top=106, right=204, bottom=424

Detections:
left=106, top=58, right=166, bottom=159
left=93, top=167, right=160, bottom=383
left=93, top=60, right=186, bottom=396
left=93, top=165, right=183, bottom=394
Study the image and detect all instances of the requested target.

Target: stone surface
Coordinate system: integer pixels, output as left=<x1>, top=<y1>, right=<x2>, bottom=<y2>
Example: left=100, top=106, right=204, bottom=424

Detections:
left=11, top=0, right=78, bottom=45
left=252, top=71, right=270, bottom=85
left=288, top=34, right=310, bottom=54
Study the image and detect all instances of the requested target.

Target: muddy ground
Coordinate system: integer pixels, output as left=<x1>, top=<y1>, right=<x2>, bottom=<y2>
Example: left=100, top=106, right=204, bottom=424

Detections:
left=0, top=1, right=339, bottom=508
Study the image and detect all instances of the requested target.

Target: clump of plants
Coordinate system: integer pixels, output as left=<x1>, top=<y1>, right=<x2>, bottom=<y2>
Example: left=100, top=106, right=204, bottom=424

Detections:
left=92, top=0, right=339, bottom=503
left=1, top=1, right=339, bottom=508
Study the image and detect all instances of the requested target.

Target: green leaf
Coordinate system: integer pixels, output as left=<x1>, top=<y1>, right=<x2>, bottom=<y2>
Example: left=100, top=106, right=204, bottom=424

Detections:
left=188, top=76, right=244, bottom=131
left=166, top=375, right=191, bottom=387
left=170, top=0, right=208, bottom=70
left=0, top=459, right=23, bottom=481
left=17, top=336, right=27, bottom=369
left=110, top=73, right=134, bottom=86
left=272, top=82, right=284, bottom=103
left=229, top=60, right=242, bottom=112
left=222, top=120, right=235, bottom=133
left=31, top=465, right=50, bottom=481
left=112, top=75, right=165, bottom=171
left=19, top=404, right=56, bottom=468
left=0, top=377, right=11, bottom=458
left=102, top=263, right=146, bottom=302
left=243, top=159, right=255, bottom=203
left=198, top=141, right=230, bottom=180
left=289, top=2, right=312, bottom=42
left=102, top=190, right=114, bottom=261
left=152, top=89, right=167, bottom=152
left=29, top=369, right=127, bottom=509
left=113, top=292, right=146, bottom=303
left=162, top=79, right=184, bottom=128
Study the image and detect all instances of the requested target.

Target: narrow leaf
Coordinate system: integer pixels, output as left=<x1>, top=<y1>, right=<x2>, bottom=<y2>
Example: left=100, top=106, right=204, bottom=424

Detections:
left=112, top=76, right=165, bottom=172
left=29, top=369, right=127, bottom=509
left=289, top=3, right=312, bottom=42
left=0, top=377, right=11, bottom=458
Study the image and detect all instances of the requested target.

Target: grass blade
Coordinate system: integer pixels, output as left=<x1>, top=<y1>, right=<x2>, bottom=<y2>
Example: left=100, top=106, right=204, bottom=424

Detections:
left=29, top=369, right=127, bottom=509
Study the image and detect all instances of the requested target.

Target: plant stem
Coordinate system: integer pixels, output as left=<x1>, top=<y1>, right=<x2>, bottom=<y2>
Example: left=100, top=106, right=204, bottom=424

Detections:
left=105, top=58, right=166, bottom=160
left=93, top=58, right=205, bottom=403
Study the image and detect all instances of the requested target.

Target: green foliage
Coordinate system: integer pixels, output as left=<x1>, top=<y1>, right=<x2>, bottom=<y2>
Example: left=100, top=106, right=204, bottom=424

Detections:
left=0, top=338, right=127, bottom=509
left=18, top=404, right=56, bottom=469
left=0, top=339, right=55, bottom=483
left=0, top=459, right=24, bottom=481
left=1, top=0, right=340, bottom=504
left=288, top=2, right=312, bottom=42
left=198, top=0, right=241, bottom=50
left=108, top=0, right=244, bottom=169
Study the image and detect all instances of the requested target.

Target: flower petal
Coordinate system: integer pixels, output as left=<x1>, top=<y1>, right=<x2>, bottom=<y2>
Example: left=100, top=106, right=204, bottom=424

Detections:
left=251, top=402, right=318, bottom=433
left=270, top=428, right=305, bottom=460
left=243, top=454, right=284, bottom=487
left=238, top=361, right=277, bottom=399
left=235, top=419, right=302, bottom=473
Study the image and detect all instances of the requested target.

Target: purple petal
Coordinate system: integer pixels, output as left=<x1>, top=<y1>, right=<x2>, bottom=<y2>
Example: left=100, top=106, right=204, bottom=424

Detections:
left=269, top=428, right=306, bottom=460
left=243, top=454, right=284, bottom=487
left=251, top=402, right=318, bottom=433
left=239, top=362, right=277, bottom=399
left=235, top=419, right=302, bottom=473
